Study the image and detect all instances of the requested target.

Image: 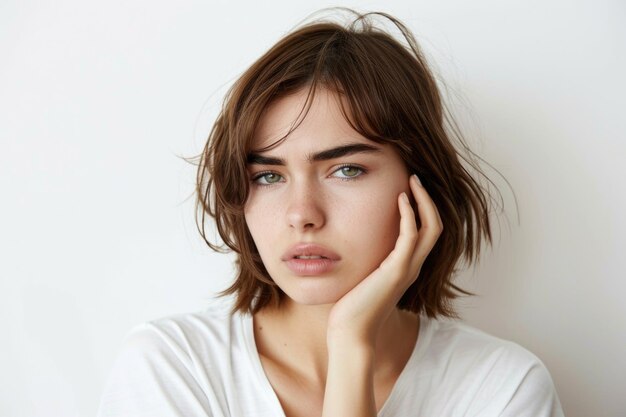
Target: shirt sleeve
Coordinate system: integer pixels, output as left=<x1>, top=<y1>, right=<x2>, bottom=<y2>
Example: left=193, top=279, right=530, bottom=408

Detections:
left=96, top=323, right=214, bottom=417
left=468, top=342, right=565, bottom=417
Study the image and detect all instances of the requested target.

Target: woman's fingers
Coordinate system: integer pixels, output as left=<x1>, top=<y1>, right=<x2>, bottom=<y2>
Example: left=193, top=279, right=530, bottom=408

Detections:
left=368, top=174, right=443, bottom=304
left=398, top=190, right=419, bottom=254
left=408, top=175, right=443, bottom=266
left=380, top=190, right=418, bottom=271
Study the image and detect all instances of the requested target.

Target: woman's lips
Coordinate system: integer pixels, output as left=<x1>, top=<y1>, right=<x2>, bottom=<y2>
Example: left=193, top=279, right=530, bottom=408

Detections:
left=284, top=257, right=338, bottom=276
left=282, top=243, right=340, bottom=276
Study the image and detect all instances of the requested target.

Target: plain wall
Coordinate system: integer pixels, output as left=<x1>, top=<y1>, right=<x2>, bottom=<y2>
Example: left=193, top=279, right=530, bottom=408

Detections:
left=1, top=1, right=624, bottom=416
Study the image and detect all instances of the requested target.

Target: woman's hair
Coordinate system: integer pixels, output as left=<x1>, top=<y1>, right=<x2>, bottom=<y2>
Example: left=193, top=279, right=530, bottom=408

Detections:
left=191, top=8, right=502, bottom=318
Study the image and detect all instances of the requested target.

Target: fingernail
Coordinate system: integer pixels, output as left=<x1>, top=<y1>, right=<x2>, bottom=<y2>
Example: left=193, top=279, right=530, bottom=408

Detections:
left=413, top=174, right=422, bottom=185
left=401, top=192, right=409, bottom=203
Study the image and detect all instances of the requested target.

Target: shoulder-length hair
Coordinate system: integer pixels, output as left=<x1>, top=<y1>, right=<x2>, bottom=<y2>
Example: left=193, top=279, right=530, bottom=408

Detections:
left=191, top=8, right=502, bottom=318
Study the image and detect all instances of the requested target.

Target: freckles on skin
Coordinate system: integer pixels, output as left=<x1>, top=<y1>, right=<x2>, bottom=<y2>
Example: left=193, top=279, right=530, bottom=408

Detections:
left=243, top=200, right=276, bottom=262
left=339, top=185, right=405, bottom=269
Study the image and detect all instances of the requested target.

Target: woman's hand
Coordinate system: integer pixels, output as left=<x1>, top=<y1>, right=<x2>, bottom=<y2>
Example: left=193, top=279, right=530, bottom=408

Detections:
left=322, top=174, right=443, bottom=417
left=326, top=174, right=443, bottom=346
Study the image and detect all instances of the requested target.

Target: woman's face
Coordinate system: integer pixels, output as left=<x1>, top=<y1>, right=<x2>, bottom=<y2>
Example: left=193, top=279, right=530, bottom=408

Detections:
left=244, top=87, right=411, bottom=306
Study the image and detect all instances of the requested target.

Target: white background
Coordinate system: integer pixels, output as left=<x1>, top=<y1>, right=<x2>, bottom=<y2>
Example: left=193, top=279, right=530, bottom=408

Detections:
left=1, top=1, right=624, bottom=416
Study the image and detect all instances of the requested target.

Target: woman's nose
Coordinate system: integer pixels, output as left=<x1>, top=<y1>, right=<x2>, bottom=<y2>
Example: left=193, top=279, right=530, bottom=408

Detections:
left=285, top=182, right=326, bottom=231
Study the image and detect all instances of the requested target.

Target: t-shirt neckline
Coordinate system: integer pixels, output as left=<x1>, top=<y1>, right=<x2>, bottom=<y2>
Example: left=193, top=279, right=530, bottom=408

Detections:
left=239, top=309, right=433, bottom=416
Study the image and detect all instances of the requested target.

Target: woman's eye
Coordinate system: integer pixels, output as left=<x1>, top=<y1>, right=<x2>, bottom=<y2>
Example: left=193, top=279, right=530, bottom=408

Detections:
left=253, top=172, right=283, bottom=185
left=333, top=165, right=364, bottom=179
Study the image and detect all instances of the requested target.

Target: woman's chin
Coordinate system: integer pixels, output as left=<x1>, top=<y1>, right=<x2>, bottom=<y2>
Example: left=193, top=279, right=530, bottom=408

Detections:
left=281, top=284, right=352, bottom=307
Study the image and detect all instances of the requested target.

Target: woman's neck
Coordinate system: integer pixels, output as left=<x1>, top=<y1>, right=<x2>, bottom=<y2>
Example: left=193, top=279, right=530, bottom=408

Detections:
left=252, top=299, right=420, bottom=386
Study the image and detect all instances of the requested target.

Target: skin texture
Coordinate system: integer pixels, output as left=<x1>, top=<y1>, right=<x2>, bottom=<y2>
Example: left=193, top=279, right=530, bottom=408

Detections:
left=245, top=87, right=443, bottom=417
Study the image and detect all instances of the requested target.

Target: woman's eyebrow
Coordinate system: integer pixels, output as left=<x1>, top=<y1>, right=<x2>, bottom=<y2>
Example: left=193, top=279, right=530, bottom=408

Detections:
left=247, top=143, right=381, bottom=166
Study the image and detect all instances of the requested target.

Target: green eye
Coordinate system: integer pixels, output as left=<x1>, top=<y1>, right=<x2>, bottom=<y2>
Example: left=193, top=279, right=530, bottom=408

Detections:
left=264, top=173, right=282, bottom=183
left=254, top=172, right=283, bottom=185
left=341, top=166, right=360, bottom=177
left=335, top=165, right=364, bottom=179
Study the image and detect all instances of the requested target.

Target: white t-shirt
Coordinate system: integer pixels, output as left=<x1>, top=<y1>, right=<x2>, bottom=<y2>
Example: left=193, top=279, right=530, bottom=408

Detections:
left=97, top=298, right=564, bottom=417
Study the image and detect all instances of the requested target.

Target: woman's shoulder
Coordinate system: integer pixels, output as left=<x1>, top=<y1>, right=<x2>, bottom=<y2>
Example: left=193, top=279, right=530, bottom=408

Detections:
left=410, top=315, right=564, bottom=416
left=120, top=296, right=246, bottom=358
left=97, top=298, right=261, bottom=416
left=422, top=316, right=544, bottom=367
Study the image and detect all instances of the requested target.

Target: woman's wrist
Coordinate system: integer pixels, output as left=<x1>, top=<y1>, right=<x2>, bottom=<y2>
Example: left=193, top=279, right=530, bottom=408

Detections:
left=327, top=336, right=375, bottom=362
left=323, top=340, right=377, bottom=417
left=326, top=325, right=377, bottom=351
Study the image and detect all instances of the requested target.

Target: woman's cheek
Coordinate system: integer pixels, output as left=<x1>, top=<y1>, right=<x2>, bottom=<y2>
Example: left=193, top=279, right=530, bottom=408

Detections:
left=244, top=199, right=269, bottom=245
left=346, top=189, right=400, bottom=255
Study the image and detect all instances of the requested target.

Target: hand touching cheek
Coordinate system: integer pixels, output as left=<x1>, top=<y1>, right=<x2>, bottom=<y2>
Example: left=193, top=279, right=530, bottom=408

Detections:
left=327, top=174, right=443, bottom=345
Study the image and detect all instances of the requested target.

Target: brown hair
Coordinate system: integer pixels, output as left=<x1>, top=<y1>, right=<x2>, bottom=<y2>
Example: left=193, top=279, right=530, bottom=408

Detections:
left=191, top=8, right=504, bottom=318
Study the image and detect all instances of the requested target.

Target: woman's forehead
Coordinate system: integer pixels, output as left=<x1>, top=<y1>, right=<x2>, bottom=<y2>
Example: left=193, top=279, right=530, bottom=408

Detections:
left=251, top=88, right=362, bottom=151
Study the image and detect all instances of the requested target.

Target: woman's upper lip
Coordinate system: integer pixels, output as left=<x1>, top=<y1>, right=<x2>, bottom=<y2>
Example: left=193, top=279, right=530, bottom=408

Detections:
left=281, top=243, right=341, bottom=261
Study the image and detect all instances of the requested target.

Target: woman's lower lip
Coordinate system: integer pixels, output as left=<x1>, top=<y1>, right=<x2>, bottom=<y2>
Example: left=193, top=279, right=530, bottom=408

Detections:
left=284, top=258, right=338, bottom=276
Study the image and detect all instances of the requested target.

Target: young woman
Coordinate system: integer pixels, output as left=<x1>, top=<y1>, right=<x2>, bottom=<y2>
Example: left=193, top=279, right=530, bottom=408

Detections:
left=97, top=9, right=564, bottom=417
